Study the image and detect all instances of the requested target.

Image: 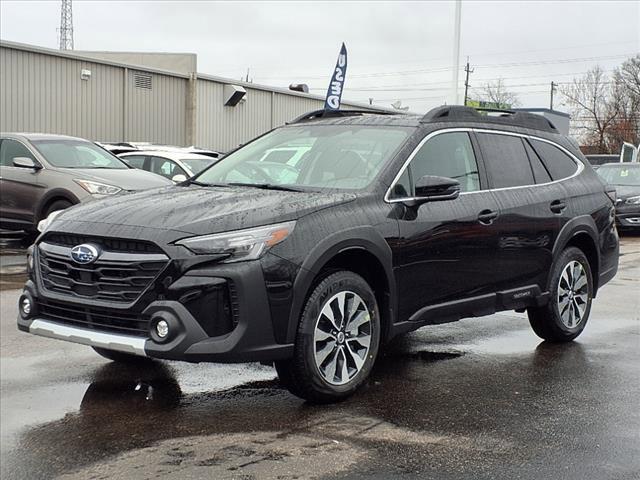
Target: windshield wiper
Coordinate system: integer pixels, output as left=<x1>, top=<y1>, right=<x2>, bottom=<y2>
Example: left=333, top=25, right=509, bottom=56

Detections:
left=187, top=179, right=232, bottom=187
left=227, top=182, right=305, bottom=192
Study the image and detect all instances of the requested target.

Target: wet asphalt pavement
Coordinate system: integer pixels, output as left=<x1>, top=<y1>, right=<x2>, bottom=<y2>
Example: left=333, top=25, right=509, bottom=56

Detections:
left=0, top=236, right=638, bottom=480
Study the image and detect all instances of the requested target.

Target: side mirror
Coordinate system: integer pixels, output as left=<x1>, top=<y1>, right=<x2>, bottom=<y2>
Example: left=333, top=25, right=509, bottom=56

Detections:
left=13, top=157, right=40, bottom=169
left=172, top=174, right=188, bottom=183
left=410, top=175, right=460, bottom=205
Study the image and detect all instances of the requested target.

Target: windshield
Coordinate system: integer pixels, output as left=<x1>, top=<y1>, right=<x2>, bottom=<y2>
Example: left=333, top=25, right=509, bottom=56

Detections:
left=32, top=140, right=128, bottom=169
left=180, top=157, right=216, bottom=175
left=195, top=125, right=411, bottom=190
left=596, top=165, right=640, bottom=186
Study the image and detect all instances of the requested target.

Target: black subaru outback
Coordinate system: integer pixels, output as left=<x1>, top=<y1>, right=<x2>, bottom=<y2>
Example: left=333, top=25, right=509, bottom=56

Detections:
left=18, top=106, right=619, bottom=403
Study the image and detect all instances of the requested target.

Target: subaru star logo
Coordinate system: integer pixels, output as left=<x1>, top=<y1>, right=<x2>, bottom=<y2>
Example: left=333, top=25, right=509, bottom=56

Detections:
left=70, top=244, right=100, bottom=264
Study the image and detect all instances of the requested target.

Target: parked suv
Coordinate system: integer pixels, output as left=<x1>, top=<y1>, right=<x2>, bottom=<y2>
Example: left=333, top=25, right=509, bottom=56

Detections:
left=0, top=133, right=172, bottom=232
left=17, top=107, right=619, bottom=403
left=596, top=163, right=640, bottom=230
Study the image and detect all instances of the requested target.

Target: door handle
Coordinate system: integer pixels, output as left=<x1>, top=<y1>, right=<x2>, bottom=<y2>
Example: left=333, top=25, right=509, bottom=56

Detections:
left=478, top=209, right=499, bottom=225
left=550, top=199, right=567, bottom=214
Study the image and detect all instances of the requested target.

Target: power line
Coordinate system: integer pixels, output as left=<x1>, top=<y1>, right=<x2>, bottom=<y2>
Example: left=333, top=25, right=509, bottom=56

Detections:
left=255, top=53, right=633, bottom=80
left=305, top=68, right=619, bottom=93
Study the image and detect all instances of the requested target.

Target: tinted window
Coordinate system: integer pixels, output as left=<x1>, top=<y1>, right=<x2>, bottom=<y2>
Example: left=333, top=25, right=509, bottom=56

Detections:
left=477, top=133, right=534, bottom=188
left=391, top=168, right=411, bottom=198
left=524, top=140, right=552, bottom=184
left=0, top=139, right=36, bottom=167
left=123, top=155, right=146, bottom=169
left=530, top=140, right=578, bottom=180
left=405, top=132, right=480, bottom=193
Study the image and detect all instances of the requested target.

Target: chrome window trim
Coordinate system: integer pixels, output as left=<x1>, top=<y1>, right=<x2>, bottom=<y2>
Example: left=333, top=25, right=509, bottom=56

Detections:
left=384, top=127, right=584, bottom=204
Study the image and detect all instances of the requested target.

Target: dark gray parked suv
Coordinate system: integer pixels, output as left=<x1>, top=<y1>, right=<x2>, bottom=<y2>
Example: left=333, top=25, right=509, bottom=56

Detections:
left=0, top=133, right=171, bottom=232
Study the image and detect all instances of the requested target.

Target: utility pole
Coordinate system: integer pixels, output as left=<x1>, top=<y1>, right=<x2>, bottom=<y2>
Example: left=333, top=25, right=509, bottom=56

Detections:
left=464, top=57, right=474, bottom=106
left=59, top=0, right=74, bottom=50
left=550, top=81, right=557, bottom=110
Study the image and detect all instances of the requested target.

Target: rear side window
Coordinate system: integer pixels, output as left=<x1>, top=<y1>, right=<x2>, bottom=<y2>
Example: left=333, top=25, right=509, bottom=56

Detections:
left=530, top=140, right=578, bottom=180
left=523, top=140, right=552, bottom=184
left=0, top=139, right=36, bottom=167
left=476, top=133, right=534, bottom=188
left=123, top=155, right=146, bottom=169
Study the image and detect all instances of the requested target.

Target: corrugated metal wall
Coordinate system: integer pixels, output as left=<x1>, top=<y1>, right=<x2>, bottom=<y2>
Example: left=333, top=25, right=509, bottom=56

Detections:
left=1, top=42, right=389, bottom=151
left=197, top=80, right=273, bottom=151
left=272, top=93, right=324, bottom=126
left=126, top=69, right=187, bottom=145
left=0, top=46, right=124, bottom=141
left=196, top=80, right=369, bottom=152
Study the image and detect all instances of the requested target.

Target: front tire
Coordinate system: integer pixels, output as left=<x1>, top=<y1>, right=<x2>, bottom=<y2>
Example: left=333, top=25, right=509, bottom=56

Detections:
left=275, top=271, right=381, bottom=403
left=528, top=247, right=593, bottom=342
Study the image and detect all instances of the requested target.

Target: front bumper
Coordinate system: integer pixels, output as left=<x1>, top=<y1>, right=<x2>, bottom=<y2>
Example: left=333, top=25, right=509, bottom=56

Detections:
left=615, top=213, right=640, bottom=229
left=18, top=243, right=295, bottom=363
left=615, top=203, right=640, bottom=229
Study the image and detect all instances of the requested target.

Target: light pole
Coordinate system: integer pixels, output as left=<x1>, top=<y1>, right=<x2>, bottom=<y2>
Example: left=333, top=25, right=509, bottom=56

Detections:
left=450, top=0, right=462, bottom=105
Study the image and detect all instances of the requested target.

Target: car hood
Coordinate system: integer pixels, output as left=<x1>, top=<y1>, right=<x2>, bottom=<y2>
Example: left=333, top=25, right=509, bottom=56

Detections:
left=59, top=167, right=172, bottom=190
left=52, top=185, right=356, bottom=235
left=612, top=185, right=640, bottom=200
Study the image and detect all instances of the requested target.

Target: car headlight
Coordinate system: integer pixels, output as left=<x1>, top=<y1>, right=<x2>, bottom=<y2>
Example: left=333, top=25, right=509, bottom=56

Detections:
left=74, top=179, right=122, bottom=195
left=175, top=221, right=296, bottom=262
left=625, top=195, right=640, bottom=205
left=37, top=209, right=65, bottom=233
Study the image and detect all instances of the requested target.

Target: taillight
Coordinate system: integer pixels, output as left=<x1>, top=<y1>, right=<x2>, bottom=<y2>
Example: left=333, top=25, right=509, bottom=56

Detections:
left=606, top=188, right=617, bottom=204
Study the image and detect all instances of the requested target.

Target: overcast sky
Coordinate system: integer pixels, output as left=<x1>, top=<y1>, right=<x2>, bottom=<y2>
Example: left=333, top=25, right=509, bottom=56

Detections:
left=1, top=1, right=638, bottom=113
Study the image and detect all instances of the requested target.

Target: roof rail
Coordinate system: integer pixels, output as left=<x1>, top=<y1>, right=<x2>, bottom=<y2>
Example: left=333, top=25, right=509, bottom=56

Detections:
left=421, top=105, right=559, bottom=133
left=288, top=109, right=399, bottom=124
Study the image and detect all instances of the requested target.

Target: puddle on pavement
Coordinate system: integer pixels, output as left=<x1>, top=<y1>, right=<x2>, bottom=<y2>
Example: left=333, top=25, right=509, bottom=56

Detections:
left=383, top=350, right=464, bottom=362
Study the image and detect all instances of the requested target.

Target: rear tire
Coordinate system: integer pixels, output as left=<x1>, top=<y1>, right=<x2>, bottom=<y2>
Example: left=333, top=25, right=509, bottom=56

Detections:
left=92, top=346, right=151, bottom=364
left=528, top=247, right=593, bottom=342
left=275, top=271, right=381, bottom=403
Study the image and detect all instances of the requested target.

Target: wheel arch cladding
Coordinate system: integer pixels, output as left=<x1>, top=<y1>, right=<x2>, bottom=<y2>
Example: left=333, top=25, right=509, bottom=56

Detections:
left=553, top=216, right=600, bottom=294
left=287, top=228, right=396, bottom=344
left=36, top=189, right=80, bottom=221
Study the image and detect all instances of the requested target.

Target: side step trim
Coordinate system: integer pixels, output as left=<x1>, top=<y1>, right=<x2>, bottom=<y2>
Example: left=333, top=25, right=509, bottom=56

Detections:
left=29, top=319, right=147, bottom=356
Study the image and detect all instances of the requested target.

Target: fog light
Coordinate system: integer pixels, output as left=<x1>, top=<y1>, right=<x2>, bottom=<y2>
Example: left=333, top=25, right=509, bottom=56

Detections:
left=156, top=320, right=169, bottom=338
left=21, top=297, right=32, bottom=316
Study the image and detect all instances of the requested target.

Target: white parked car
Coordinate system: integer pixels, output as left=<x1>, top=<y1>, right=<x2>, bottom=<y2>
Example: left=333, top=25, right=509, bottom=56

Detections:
left=119, top=150, right=220, bottom=182
left=128, top=143, right=222, bottom=159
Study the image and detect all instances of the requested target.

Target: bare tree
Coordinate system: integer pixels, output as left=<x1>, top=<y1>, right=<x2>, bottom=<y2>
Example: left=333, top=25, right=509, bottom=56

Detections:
left=606, top=55, right=640, bottom=148
left=481, top=79, right=520, bottom=108
left=561, top=66, right=619, bottom=153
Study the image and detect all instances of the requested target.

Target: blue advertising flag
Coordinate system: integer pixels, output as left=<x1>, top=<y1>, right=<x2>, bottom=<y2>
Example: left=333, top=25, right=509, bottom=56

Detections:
left=324, top=43, right=347, bottom=111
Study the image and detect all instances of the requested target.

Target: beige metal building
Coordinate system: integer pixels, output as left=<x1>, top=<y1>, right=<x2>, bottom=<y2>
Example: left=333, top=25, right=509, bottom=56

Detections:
left=0, top=40, right=390, bottom=152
